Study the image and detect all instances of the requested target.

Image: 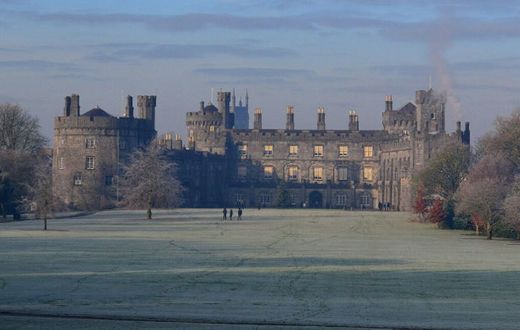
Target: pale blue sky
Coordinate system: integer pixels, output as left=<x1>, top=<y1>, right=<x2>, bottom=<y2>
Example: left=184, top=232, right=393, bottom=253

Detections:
left=2, top=0, right=520, bottom=141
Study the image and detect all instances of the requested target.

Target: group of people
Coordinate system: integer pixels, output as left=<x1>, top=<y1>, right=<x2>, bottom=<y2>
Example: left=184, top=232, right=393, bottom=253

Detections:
left=378, top=202, right=392, bottom=211
left=222, top=207, right=243, bottom=220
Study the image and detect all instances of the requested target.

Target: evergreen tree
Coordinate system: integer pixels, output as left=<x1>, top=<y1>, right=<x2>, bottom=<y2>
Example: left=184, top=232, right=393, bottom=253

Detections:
left=275, top=181, right=292, bottom=208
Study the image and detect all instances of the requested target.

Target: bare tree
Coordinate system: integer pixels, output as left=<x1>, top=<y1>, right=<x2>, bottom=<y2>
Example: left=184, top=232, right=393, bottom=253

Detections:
left=417, top=141, right=471, bottom=202
left=119, top=143, right=183, bottom=219
left=0, top=103, right=46, bottom=154
left=416, top=141, right=471, bottom=226
left=0, top=104, right=46, bottom=218
left=24, top=160, right=53, bottom=229
left=480, top=109, right=520, bottom=169
left=503, top=176, right=520, bottom=239
left=456, top=154, right=513, bottom=239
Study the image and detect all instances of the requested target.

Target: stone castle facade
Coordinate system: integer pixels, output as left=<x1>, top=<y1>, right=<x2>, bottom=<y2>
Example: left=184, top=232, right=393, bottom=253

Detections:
left=52, top=88, right=470, bottom=210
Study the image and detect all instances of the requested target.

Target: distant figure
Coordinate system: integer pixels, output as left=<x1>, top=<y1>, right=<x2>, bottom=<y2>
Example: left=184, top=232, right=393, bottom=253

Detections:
left=229, top=209, right=233, bottom=220
left=223, top=208, right=227, bottom=220
left=378, top=202, right=382, bottom=211
left=238, top=208, right=242, bottom=220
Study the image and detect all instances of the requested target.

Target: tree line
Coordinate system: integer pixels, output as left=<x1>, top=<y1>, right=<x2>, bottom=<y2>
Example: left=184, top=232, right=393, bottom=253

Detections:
left=414, top=110, right=520, bottom=240
left=0, top=103, right=182, bottom=227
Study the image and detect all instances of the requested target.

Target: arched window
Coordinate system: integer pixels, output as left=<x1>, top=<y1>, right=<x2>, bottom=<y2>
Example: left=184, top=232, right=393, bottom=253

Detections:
left=288, top=166, right=299, bottom=181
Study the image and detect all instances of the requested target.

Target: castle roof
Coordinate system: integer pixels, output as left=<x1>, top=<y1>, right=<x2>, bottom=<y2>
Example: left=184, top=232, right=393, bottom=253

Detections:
left=203, top=104, right=218, bottom=113
left=82, top=107, right=113, bottom=117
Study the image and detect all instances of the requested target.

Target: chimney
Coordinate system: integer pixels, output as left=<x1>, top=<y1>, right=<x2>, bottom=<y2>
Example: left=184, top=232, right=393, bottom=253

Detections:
left=349, top=111, right=359, bottom=131
left=253, top=107, right=262, bottom=130
left=124, top=95, right=134, bottom=118
left=385, top=95, right=393, bottom=112
left=200, top=100, right=204, bottom=112
left=70, top=94, right=80, bottom=117
left=463, top=122, right=470, bottom=145
left=64, top=96, right=71, bottom=116
left=317, top=107, right=326, bottom=130
left=286, top=106, right=295, bottom=130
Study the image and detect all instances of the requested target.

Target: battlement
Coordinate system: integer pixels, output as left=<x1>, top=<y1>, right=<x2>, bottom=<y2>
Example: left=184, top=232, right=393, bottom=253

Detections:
left=186, top=111, right=223, bottom=126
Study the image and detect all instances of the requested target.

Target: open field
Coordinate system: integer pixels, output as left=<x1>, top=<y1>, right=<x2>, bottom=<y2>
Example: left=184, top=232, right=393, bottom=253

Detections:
left=1, top=209, right=519, bottom=329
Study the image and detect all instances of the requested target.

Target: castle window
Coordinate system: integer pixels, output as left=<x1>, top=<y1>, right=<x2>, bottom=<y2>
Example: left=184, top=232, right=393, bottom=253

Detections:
left=338, top=145, right=348, bottom=157
left=288, top=166, right=299, bottom=181
left=263, top=166, right=274, bottom=179
left=259, top=192, right=272, bottom=206
left=238, top=166, right=247, bottom=178
left=238, top=144, right=248, bottom=159
left=289, top=145, right=298, bottom=156
left=209, top=125, right=215, bottom=132
left=86, top=137, right=96, bottom=148
left=363, top=146, right=374, bottom=158
left=338, top=167, right=348, bottom=181
left=313, top=145, right=324, bottom=157
left=363, top=166, right=374, bottom=182
left=360, top=194, right=371, bottom=208
left=235, top=193, right=245, bottom=206
left=60, top=137, right=65, bottom=145
left=263, top=145, right=273, bottom=157
left=85, top=156, right=95, bottom=170
left=105, top=176, right=113, bottom=186
left=58, top=157, right=64, bottom=170
left=73, top=173, right=82, bottom=186
left=119, top=140, right=126, bottom=150
left=313, top=167, right=323, bottom=181
left=336, top=194, right=347, bottom=206
left=431, top=113, right=436, bottom=119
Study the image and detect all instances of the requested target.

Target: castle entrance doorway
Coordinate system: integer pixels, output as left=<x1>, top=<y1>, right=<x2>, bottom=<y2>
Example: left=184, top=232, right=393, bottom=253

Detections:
left=309, top=191, right=323, bottom=208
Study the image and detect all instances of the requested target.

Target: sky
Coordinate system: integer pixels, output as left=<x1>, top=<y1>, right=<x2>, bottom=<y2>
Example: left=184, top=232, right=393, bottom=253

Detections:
left=2, top=0, right=520, bottom=143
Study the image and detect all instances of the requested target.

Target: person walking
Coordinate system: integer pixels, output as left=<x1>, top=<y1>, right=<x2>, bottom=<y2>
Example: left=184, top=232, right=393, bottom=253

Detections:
left=223, top=207, right=227, bottom=220
left=229, top=209, right=233, bottom=220
left=238, top=208, right=242, bottom=220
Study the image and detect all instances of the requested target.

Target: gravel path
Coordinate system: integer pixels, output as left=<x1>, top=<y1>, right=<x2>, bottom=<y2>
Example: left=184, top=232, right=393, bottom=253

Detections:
left=1, top=209, right=519, bottom=329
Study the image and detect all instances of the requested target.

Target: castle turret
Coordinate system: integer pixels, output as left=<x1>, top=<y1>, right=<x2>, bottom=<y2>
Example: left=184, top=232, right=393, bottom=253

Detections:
left=349, top=111, right=359, bottom=131
left=137, top=95, right=156, bottom=128
left=385, top=95, right=393, bottom=112
left=71, top=94, right=80, bottom=117
left=317, top=107, right=326, bottom=130
left=286, top=106, right=295, bottom=130
left=124, top=95, right=134, bottom=118
left=254, top=107, right=262, bottom=130
left=415, top=89, right=445, bottom=134
left=64, top=96, right=71, bottom=116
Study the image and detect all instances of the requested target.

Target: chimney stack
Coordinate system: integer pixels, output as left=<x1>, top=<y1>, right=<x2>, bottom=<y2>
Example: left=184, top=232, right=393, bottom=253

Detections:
left=64, top=96, right=71, bottom=116
left=70, top=94, right=80, bottom=117
left=286, top=106, right=295, bottom=130
left=463, top=122, right=470, bottom=145
left=385, top=95, right=393, bottom=112
left=349, top=111, right=359, bottom=131
left=253, top=107, right=262, bottom=130
left=317, top=107, right=326, bottom=130
left=124, top=95, right=134, bottom=118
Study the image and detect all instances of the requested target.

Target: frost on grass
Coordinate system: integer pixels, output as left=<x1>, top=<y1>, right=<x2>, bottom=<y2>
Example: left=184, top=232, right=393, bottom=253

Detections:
left=0, top=209, right=520, bottom=329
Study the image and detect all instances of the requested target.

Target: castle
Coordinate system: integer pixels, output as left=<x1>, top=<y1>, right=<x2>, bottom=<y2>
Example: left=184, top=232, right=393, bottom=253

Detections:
left=52, top=88, right=470, bottom=211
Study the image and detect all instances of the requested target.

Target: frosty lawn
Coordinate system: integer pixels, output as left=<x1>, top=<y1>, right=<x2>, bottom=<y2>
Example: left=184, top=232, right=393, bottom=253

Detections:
left=1, top=209, right=519, bottom=329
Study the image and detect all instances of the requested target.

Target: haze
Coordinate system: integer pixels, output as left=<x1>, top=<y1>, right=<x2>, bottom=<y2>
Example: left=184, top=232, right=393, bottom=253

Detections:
left=2, top=0, right=520, bottom=142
